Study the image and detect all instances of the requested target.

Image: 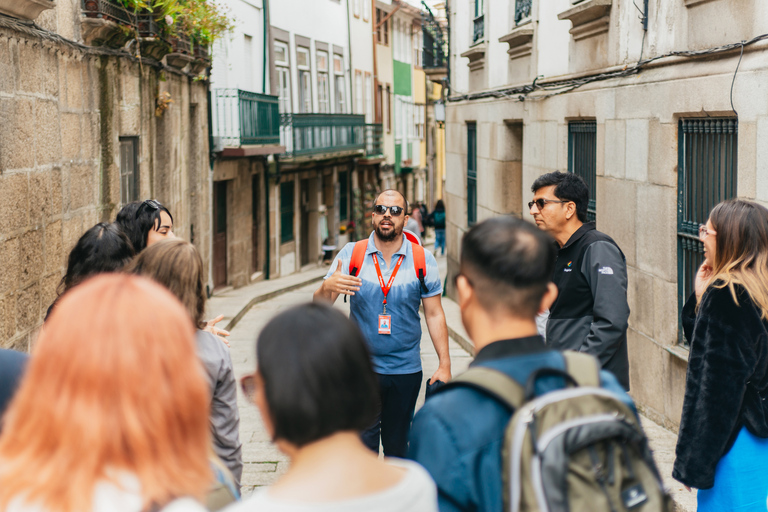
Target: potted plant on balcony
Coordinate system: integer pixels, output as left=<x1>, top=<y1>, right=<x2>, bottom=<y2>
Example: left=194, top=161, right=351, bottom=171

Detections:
left=178, top=0, right=233, bottom=76
left=80, top=0, right=145, bottom=48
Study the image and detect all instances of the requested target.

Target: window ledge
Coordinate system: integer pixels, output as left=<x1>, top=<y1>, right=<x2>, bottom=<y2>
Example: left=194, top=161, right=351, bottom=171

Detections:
left=460, top=42, right=487, bottom=71
left=499, top=25, right=534, bottom=60
left=0, top=0, right=54, bottom=20
left=684, top=0, right=718, bottom=6
left=558, top=0, right=612, bottom=41
left=663, top=343, right=690, bottom=363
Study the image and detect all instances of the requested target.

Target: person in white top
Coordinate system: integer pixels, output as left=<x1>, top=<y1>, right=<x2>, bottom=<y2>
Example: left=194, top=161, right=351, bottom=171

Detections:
left=230, top=303, right=438, bottom=512
left=0, top=275, right=214, bottom=512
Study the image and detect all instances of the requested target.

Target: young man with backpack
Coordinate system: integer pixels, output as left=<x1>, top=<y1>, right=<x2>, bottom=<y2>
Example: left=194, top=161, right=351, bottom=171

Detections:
left=409, top=217, right=669, bottom=512
left=314, top=189, right=451, bottom=457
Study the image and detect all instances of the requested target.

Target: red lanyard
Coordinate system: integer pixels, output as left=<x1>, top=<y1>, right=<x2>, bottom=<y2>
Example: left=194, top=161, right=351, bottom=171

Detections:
left=372, top=253, right=405, bottom=307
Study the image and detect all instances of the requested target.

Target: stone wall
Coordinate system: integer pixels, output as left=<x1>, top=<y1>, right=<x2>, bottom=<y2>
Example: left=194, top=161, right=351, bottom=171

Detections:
left=0, top=20, right=211, bottom=351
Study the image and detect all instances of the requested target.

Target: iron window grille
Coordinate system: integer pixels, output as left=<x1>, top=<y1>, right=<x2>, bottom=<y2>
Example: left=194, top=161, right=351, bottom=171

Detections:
left=567, top=121, right=597, bottom=223
left=677, top=118, right=738, bottom=345
left=467, top=123, right=477, bottom=226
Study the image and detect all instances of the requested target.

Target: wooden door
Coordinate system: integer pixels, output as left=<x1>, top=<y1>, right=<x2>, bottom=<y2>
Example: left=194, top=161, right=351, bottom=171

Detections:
left=251, top=175, right=260, bottom=274
left=213, top=181, right=228, bottom=289
left=300, top=178, right=310, bottom=266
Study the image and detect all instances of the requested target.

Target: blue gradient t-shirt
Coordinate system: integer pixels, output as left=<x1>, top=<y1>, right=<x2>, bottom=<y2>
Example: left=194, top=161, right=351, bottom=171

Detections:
left=325, top=232, right=443, bottom=374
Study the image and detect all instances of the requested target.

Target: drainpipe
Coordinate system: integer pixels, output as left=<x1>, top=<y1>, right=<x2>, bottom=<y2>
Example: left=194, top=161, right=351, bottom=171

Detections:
left=206, top=85, right=216, bottom=297
left=262, top=0, right=271, bottom=94
left=346, top=0, right=353, bottom=114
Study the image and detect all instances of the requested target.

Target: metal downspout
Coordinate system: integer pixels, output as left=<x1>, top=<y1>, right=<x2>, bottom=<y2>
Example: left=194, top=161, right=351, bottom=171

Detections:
left=346, top=0, right=353, bottom=114
left=263, top=0, right=270, bottom=93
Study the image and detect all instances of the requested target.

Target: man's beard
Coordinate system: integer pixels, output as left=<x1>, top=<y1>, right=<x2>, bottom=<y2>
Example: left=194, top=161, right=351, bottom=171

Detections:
left=375, top=222, right=400, bottom=242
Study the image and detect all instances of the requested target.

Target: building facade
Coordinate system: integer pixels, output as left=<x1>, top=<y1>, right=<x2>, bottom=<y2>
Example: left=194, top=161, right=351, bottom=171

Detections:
left=445, top=0, right=767, bottom=429
left=0, top=0, right=211, bottom=350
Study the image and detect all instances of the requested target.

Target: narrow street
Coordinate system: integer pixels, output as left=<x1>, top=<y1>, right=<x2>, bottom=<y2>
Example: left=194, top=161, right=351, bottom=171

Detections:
left=227, top=253, right=474, bottom=497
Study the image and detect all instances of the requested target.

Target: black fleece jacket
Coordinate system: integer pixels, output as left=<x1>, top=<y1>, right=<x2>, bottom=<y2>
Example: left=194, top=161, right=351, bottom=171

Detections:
left=673, top=283, right=768, bottom=489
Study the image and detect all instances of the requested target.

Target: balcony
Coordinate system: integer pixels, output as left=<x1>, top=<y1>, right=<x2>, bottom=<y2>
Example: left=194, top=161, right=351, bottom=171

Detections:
left=421, top=5, right=448, bottom=81
left=211, top=89, right=284, bottom=157
left=280, top=114, right=368, bottom=159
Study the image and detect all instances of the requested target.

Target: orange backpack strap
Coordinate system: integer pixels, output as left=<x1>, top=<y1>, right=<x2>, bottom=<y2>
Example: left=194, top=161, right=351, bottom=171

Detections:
left=348, top=240, right=369, bottom=277
left=411, top=242, right=429, bottom=294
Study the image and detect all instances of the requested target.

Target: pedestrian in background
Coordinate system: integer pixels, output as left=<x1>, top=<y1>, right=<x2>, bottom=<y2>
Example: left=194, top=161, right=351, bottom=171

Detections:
left=0, top=274, right=212, bottom=512
left=428, top=200, right=446, bottom=256
left=529, top=171, right=630, bottom=390
left=314, top=189, right=450, bottom=458
left=0, top=348, right=27, bottom=428
left=45, top=222, right=135, bottom=320
left=115, top=198, right=175, bottom=254
left=409, top=203, right=424, bottom=242
left=674, top=199, right=768, bottom=510
left=130, top=239, right=243, bottom=491
left=230, top=303, right=438, bottom=512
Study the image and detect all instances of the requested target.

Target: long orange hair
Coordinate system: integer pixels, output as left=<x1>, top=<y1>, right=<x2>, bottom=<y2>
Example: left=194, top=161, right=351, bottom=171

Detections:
left=0, top=274, right=212, bottom=512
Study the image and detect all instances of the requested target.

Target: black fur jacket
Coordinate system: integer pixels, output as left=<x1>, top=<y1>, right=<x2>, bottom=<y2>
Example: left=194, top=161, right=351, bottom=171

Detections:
left=673, top=283, right=768, bottom=489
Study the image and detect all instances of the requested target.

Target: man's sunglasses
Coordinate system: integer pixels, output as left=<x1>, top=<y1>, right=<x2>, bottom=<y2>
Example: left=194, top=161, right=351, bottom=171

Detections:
left=527, top=198, right=568, bottom=211
left=374, top=205, right=405, bottom=216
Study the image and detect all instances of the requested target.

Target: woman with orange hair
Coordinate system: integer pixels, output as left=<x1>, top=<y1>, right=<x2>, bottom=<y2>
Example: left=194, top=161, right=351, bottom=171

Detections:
left=0, top=274, right=213, bottom=512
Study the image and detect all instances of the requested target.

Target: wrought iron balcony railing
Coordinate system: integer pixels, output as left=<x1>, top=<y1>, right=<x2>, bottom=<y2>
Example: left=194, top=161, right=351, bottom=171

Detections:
left=421, top=3, right=447, bottom=70
left=280, top=113, right=367, bottom=158
left=211, top=89, right=280, bottom=147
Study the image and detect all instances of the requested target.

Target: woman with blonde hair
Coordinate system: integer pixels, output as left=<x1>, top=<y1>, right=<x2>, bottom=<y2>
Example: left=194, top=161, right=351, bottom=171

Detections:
left=674, top=199, right=768, bottom=510
left=0, top=274, right=212, bottom=512
left=130, top=239, right=242, bottom=490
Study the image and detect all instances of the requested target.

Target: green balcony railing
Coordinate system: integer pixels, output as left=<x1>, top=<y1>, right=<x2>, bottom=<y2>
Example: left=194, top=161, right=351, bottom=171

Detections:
left=280, top=113, right=367, bottom=158
left=212, top=89, right=280, bottom=147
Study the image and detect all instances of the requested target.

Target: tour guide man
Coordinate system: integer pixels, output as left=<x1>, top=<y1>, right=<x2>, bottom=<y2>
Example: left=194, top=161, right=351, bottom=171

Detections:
left=314, top=189, right=451, bottom=457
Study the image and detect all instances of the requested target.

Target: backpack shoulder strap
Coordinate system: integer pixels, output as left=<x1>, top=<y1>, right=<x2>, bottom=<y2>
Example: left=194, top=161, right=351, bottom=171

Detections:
left=441, top=367, right=526, bottom=411
left=348, top=240, right=369, bottom=277
left=410, top=242, right=429, bottom=293
left=562, top=350, right=601, bottom=387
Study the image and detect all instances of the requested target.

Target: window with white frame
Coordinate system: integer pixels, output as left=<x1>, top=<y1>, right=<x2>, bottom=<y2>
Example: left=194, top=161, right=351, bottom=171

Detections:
left=365, top=73, right=373, bottom=123
left=413, top=24, right=422, bottom=67
left=275, top=41, right=291, bottom=113
left=353, top=0, right=360, bottom=17
left=355, top=71, right=363, bottom=115
left=297, top=46, right=312, bottom=113
left=363, top=0, right=369, bottom=21
left=334, top=54, right=345, bottom=113
left=317, top=50, right=330, bottom=113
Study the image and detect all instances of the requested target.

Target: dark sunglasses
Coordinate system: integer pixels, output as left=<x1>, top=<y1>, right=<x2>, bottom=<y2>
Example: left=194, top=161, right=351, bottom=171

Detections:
left=374, top=204, right=404, bottom=216
left=135, top=199, right=164, bottom=218
left=240, top=374, right=256, bottom=402
left=527, top=198, right=568, bottom=211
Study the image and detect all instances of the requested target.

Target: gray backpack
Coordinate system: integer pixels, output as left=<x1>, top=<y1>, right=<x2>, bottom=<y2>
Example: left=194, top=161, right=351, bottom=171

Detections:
left=441, top=351, right=672, bottom=512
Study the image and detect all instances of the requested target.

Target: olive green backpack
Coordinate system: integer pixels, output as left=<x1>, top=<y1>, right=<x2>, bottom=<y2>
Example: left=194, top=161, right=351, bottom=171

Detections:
left=442, top=351, right=672, bottom=512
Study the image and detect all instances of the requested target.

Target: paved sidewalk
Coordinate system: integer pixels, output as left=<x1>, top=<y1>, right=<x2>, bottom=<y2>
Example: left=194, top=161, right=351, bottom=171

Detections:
left=217, top=245, right=694, bottom=510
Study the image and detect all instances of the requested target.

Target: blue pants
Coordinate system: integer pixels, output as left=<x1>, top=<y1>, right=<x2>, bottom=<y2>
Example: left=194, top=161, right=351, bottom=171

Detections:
left=361, top=371, right=423, bottom=457
left=434, top=229, right=446, bottom=256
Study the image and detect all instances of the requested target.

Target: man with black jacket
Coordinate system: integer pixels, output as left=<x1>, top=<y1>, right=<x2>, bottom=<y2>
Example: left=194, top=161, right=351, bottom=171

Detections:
left=529, top=171, right=630, bottom=389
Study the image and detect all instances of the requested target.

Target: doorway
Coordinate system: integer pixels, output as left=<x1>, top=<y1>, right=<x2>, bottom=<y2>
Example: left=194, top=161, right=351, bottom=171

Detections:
left=251, top=174, right=260, bottom=275
left=213, top=180, right=228, bottom=289
left=300, top=178, right=310, bottom=266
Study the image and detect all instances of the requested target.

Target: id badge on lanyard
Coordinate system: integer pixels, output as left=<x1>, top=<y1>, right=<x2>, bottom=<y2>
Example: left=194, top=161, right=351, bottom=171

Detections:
left=373, top=253, right=404, bottom=335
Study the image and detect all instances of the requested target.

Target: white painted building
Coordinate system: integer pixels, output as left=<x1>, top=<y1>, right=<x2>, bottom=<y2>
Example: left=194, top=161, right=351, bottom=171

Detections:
left=210, top=0, right=266, bottom=94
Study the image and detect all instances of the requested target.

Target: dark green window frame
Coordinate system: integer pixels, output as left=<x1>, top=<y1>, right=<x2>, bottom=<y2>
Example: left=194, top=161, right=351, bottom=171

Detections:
left=467, top=122, right=477, bottom=226
left=567, top=121, right=597, bottom=223
left=280, top=181, right=295, bottom=244
left=677, top=117, right=738, bottom=344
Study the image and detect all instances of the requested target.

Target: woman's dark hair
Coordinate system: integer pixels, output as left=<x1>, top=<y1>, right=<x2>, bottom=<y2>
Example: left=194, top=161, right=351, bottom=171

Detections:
left=115, top=199, right=173, bottom=254
left=256, top=303, right=379, bottom=447
left=434, top=199, right=445, bottom=211
left=58, top=223, right=135, bottom=296
left=531, top=171, right=589, bottom=223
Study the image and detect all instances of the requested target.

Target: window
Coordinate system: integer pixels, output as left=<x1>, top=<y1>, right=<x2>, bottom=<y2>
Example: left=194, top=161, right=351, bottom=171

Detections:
left=275, top=41, right=291, bottom=113
left=335, top=75, right=345, bottom=113
left=355, top=71, right=363, bottom=114
left=339, top=170, right=349, bottom=222
left=467, top=123, right=477, bottom=226
left=415, top=104, right=425, bottom=139
left=376, top=8, right=389, bottom=45
left=364, top=73, right=373, bottom=123
left=333, top=53, right=344, bottom=74
left=297, top=47, right=312, bottom=113
left=473, top=0, right=484, bottom=43
left=567, top=121, right=597, bottom=222
left=386, top=85, right=392, bottom=133
left=413, top=24, right=423, bottom=67
left=119, top=137, right=139, bottom=205
left=363, top=0, right=370, bottom=21
left=376, top=83, right=383, bottom=123
left=280, top=181, right=295, bottom=244
left=243, top=34, right=254, bottom=91
left=677, top=118, right=738, bottom=344
left=515, top=0, right=532, bottom=25
left=353, top=0, right=360, bottom=17
left=317, top=50, right=330, bottom=113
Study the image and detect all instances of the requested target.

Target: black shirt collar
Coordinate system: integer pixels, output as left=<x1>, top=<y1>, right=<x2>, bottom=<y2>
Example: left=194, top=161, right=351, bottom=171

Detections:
left=472, top=335, right=548, bottom=365
left=561, top=221, right=596, bottom=250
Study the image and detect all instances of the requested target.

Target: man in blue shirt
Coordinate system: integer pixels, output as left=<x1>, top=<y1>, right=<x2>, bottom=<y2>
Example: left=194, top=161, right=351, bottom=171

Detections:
left=314, top=189, right=451, bottom=457
left=408, top=217, right=631, bottom=511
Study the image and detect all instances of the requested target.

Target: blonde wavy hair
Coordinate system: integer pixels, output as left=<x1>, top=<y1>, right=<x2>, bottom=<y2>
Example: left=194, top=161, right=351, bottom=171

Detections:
left=707, top=199, right=768, bottom=320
